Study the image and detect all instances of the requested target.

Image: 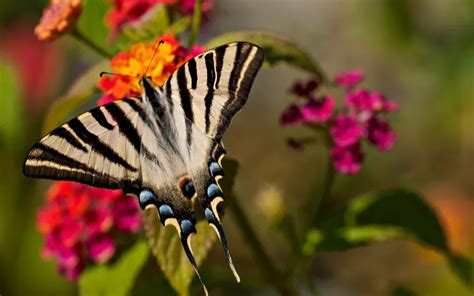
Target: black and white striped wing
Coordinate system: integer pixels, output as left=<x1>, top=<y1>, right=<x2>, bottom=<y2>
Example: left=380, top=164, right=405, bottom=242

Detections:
left=157, top=42, right=264, bottom=283
left=23, top=98, right=149, bottom=191
left=163, top=42, right=265, bottom=141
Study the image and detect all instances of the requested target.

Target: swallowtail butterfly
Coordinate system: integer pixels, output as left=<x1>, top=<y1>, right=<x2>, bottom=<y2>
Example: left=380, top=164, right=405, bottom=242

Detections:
left=23, top=42, right=264, bottom=294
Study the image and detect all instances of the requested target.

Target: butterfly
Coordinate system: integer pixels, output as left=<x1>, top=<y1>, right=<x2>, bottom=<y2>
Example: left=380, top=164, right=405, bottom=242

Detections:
left=23, top=42, right=265, bottom=294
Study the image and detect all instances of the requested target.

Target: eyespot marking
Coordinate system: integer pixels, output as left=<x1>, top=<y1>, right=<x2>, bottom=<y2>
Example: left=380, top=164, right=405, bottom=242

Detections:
left=179, top=177, right=196, bottom=199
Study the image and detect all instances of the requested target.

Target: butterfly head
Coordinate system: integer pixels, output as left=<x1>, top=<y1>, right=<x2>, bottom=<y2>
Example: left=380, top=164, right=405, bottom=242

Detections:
left=139, top=75, right=154, bottom=88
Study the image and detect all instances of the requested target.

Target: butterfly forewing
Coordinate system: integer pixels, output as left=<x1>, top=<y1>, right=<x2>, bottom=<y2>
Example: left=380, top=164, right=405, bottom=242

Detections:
left=163, top=42, right=265, bottom=141
left=24, top=98, right=149, bottom=190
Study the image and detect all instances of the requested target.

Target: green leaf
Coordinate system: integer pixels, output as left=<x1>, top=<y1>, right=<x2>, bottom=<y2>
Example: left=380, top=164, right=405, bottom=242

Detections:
left=168, top=17, right=192, bottom=36
left=205, top=31, right=326, bottom=82
left=309, top=189, right=473, bottom=287
left=143, top=211, right=217, bottom=296
left=348, top=190, right=448, bottom=250
left=42, top=61, right=109, bottom=133
left=76, top=0, right=116, bottom=55
left=390, top=286, right=417, bottom=296
left=122, top=5, right=170, bottom=44
left=79, top=239, right=150, bottom=296
left=0, top=59, right=22, bottom=146
left=121, top=6, right=191, bottom=44
left=447, top=254, right=474, bottom=289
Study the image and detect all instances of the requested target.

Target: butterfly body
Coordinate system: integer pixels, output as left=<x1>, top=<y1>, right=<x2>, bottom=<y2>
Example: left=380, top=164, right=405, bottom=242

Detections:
left=23, top=42, right=264, bottom=293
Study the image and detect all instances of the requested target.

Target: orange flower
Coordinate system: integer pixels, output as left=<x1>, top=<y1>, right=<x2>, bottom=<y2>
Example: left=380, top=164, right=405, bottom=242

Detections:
left=35, top=0, right=82, bottom=41
left=97, top=34, right=205, bottom=105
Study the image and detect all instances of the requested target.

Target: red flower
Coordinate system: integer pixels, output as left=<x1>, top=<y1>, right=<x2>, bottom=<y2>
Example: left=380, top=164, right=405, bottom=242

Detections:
left=104, top=0, right=213, bottom=35
left=179, top=0, right=213, bottom=15
left=37, top=181, right=141, bottom=281
left=105, top=0, right=175, bottom=33
left=97, top=34, right=205, bottom=104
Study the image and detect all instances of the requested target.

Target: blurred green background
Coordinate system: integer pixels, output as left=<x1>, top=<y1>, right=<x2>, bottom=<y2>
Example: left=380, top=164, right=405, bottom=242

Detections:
left=0, top=0, right=473, bottom=295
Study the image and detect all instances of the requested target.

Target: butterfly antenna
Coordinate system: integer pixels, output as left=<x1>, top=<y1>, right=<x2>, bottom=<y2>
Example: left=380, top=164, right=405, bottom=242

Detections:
left=99, top=71, right=139, bottom=80
left=144, top=40, right=164, bottom=77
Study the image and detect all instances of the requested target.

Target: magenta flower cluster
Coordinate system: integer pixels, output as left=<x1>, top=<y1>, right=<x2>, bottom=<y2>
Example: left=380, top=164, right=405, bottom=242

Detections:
left=37, top=181, right=142, bottom=281
left=280, top=70, right=398, bottom=174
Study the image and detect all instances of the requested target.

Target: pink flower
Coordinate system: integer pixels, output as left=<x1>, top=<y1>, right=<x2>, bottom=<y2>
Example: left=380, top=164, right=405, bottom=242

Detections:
left=301, top=96, right=335, bottom=123
left=58, top=248, right=83, bottom=281
left=345, top=89, right=399, bottom=116
left=113, top=197, right=142, bottom=232
left=105, top=0, right=212, bottom=35
left=334, top=69, right=364, bottom=88
left=383, top=99, right=399, bottom=112
left=280, top=104, right=304, bottom=126
left=331, top=115, right=364, bottom=147
left=36, top=181, right=142, bottom=281
left=283, top=70, right=398, bottom=176
left=330, top=143, right=365, bottom=174
left=290, top=80, right=319, bottom=97
left=180, top=0, right=213, bottom=15
left=85, top=208, right=113, bottom=236
left=60, top=262, right=83, bottom=281
left=58, top=218, right=82, bottom=247
left=367, top=117, right=397, bottom=151
left=87, top=234, right=116, bottom=264
left=344, top=89, right=375, bottom=112
left=105, top=0, right=172, bottom=33
left=42, top=234, right=61, bottom=259
left=97, top=93, right=116, bottom=106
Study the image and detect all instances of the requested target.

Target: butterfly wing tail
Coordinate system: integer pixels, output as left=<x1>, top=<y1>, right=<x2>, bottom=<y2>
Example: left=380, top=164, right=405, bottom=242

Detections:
left=180, top=223, right=209, bottom=296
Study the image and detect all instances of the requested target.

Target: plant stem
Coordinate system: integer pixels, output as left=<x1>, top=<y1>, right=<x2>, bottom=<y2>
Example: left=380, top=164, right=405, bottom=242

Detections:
left=309, top=156, right=336, bottom=227
left=278, top=215, right=301, bottom=257
left=187, top=0, right=203, bottom=48
left=228, top=196, right=296, bottom=295
left=70, top=28, right=112, bottom=59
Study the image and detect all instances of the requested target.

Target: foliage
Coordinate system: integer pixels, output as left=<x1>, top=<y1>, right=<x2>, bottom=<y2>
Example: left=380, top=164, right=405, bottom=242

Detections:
left=42, top=60, right=108, bottom=133
left=78, top=239, right=149, bottom=296
left=0, top=60, right=23, bottom=146
left=303, top=190, right=472, bottom=287
left=143, top=212, right=217, bottom=296
left=206, top=31, right=326, bottom=82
